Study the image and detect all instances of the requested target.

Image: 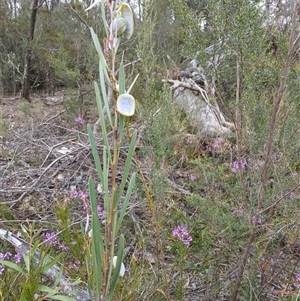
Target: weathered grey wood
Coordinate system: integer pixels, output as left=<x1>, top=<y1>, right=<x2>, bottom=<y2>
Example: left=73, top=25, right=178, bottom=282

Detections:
left=167, top=68, right=234, bottom=140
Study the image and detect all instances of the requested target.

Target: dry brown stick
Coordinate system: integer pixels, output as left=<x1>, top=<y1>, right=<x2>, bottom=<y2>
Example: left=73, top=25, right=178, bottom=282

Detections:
left=164, top=78, right=210, bottom=103
left=39, top=138, right=77, bottom=168
left=260, top=183, right=300, bottom=215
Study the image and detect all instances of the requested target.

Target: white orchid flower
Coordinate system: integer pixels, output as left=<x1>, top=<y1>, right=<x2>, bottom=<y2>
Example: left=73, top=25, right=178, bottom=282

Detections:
left=112, top=256, right=125, bottom=277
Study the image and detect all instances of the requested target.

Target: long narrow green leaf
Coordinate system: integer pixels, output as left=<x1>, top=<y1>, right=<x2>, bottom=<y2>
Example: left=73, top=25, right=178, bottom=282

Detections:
left=85, top=251, right=94, bottom=300
left=87, top=124, right=104, bottom=184
left=0, top=260, right=25, bottom=275
left=117, top=131, right=137, bottom=202
left=31, top=240, right=40, bottom=255
left=23, top=254, right=30, bottom=272
left=118, top=62, right=126, bottom=142
left=127, top=74, right=139, bottom=94
left=69, top=278, right=82, bottom=286
left=53, top=265, right=63, bottom=287
left=119, top=63, right=125, bottom=94
left=90, top=27, right=109, bottom=81
left=102, top=146, right=110, bottom=216
left=36, top=284, right=57, bottom=295
left=116, top=173, right=136, bottom=235
left=107, top=235, right=124, bottom=301
left=89, top=177, right=103, bottom=299
left=94, top=81, right=111, bottom=162
left=99, top=62, right=112, bottom=127
left=20, top=224, right=30, bottom=241
left=40, top=254, right=62, bottom=273
left=119, top=114, right=124, bottom=143
left=100, top=0, right=108, bottom=37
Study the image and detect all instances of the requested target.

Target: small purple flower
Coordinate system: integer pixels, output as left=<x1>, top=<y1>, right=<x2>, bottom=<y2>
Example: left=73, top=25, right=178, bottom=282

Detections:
left=290, top=192, right=295, bottom=199
left=75, top=116, right=85, bottom=124
left=14, top=253, right=22, bottom=263
left=0, top=252, right=12, bottom=260
left=82, top=203, right=89, bottom=211
left=97, top=205, right=106, bottom=221
left=233, top=209, right=244, bottom=217
left=58, top=243, right=68, bottom=251
left=231, top=159, right=247, bottom=173
left=68, top=262, right=79, bottom=271
left=0, top=265, right=4, bottom=275
left=189, top=174, right=196, bottom=181
left=212, top=137, right=224, bottom=150
left=206, top=137, right=224, bottom=152
left=292, top=171, right=298, bottom=178
left=70, top=189, right=78, bottom=198
left=68, top=259, right=81, bottom=271
left=295, top=273, right=300, bottom=288
left=172, top=225, right=193, bottom=246
left=79, top=191, right=88, bottom=201
left=0, top=252, right=22, bottom=264
left=42, top=232, right=59, bottom=247
left=251, top=215, right=263, bottom=225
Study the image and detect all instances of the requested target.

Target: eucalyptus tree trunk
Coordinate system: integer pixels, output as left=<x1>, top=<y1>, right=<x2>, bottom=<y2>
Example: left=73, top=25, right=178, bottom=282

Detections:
left=21, top=0, right=39, bottom=101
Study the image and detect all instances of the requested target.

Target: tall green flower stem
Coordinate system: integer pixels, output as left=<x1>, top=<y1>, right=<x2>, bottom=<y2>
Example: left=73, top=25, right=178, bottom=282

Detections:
left=85, top=1, right=136, bottom=300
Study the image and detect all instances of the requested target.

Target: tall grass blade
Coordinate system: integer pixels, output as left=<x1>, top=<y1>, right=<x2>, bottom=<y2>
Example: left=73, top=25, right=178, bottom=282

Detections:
left=118, top=62, right=126, bottom=141
left=40, top=254, right=62, bottom=273
left=117, top=131, right=137, bottom=202
left=119, top=63, right=125, bottom=94
left=100, top=0, right=108, bottom=36
left=99, top=63, right=112, bottom=127
left=119, top=114, right=124, bottom=143
left=102, top=146, right=110, bottom=215
left=127, top=74, right=139, bottom=94
left=116, top=172, right=136, bottom=234
left=87, top=124, right=104, bottom=185
left=94, top=81, right=111, bottom=162
left=89, top=177, right=103, bottom=299
left=90, top=27, right=109, bottom=81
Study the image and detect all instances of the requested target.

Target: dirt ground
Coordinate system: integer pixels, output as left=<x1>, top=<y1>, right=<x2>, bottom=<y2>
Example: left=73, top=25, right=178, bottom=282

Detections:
left=0, top=95, right=94, bottom=215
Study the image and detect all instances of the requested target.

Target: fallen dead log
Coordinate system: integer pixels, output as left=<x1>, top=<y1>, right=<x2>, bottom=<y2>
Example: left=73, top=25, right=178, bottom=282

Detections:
left=166, top=77, right=234, bottom=140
